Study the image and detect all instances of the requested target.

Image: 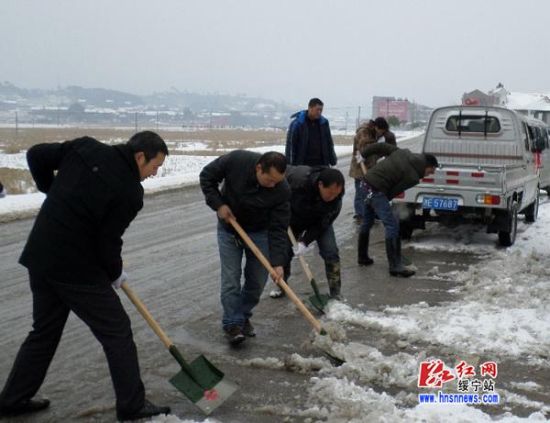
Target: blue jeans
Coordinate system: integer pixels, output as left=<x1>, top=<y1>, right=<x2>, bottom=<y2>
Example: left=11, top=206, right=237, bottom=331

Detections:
left=360, top=190, right=399, bottom=239
left=217, top=223, right=269, bottom=330
left=354, top=178, right=366, bottom=217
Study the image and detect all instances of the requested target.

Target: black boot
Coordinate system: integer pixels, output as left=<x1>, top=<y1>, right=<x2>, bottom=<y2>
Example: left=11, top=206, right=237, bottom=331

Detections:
left=385, top=238, right=415, bottom=278
left=0, top=398, right=50, bottom=417
left=358, top=232, right=374, bottom=266
left=117, top=399, right=170, bottom=421
left=325, top=261, right=343, bottom=300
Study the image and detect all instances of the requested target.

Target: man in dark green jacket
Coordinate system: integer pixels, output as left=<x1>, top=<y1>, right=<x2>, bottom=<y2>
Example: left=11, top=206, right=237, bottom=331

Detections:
left=357, top=144, right=438, bottom=277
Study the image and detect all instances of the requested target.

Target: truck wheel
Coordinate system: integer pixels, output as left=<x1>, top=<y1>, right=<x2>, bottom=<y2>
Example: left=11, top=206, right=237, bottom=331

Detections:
left=524, top=192, right=539, bottom=223
left=399, top=222, right=414, bottom=240
left=498, top=203, right=518, bottom=247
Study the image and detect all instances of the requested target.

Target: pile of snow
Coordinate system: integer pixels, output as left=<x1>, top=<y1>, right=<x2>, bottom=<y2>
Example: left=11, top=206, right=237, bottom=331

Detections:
left=224, top=201, right=550, bottom=422
left=148, top=416, right=221, bottom=423
left=326, top=231, right=550, bottom=362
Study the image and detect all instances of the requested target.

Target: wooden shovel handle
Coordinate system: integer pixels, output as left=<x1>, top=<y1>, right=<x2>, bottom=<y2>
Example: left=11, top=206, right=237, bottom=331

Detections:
left=121, top=282, right=173, bottom=350
left=287, top=228, right=314, bottom=281
left=360, top=161, right=368, bottom=176
left=229, top=218, right=322, bottom=333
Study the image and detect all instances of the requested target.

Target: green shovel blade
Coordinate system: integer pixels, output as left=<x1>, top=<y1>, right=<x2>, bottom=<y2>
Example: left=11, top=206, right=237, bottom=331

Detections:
left=168, top=350, right=238, bottom=415
left=308, top=294, right=330, bottom=313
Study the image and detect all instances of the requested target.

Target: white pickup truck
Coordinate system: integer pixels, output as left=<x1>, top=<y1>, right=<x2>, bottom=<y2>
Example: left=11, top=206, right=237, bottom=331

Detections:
left=393, top=105, right=544, bottom=247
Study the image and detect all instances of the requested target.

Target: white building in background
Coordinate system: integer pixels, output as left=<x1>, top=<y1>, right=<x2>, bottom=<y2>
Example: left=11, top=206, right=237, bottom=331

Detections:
left=464, top=83, right=550, bottom=124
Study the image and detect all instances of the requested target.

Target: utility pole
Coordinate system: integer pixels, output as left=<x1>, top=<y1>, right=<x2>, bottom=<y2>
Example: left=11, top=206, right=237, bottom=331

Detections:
left=134, top=112, right=138, bottom=133
left=344, top=111, right=349, bottom=135
left=156, top=110, right=159, bottom=131
left=356, top=106, right=361, bottom=129
left=15, top=110, right=19, bottom=142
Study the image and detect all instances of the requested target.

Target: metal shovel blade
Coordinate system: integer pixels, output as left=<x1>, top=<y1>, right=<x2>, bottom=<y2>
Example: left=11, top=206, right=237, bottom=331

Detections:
left=169, top=349, right=238, bottom=415
left=308, top=277, right=330, bottom=313
left=308, top=293, right=330, bottom=314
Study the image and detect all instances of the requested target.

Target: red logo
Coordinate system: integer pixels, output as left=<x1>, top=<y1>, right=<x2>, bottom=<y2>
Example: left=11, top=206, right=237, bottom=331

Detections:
left=203, top=389, right=219, bottom=401
left=418, top=359, right=456, bottom=388
left=455, top=360, right=476, bottom=379
left=480, top=362, right=498, bottom=378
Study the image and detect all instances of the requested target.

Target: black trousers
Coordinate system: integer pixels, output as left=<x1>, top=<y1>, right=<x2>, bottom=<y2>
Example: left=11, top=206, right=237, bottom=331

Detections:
left=0, top=272, right=145, bottom=416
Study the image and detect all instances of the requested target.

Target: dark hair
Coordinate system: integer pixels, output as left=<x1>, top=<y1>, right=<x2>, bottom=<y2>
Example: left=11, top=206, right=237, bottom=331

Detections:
left=319, top=168, right=345, bottom=188
left=308, top=98, right=324, bottom=108
left=424, top=154, right=439, bottom=168
left=258, top=151, right=287, bottom=174
left=374, top=117, right=389, bottom=131
left=127, top=131, right=169, bottom=162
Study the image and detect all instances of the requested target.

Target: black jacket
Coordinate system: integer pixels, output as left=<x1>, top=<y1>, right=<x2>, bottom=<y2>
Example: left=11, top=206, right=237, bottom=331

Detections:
left=286, top=166, right=343, bottom=245
left=19, top=137, right=143, bottom=285
left=199, top=150, right=291, bottom=266
left=285, top=110, right=337, bottom=166
left=361, top=143, right=427, bottom=200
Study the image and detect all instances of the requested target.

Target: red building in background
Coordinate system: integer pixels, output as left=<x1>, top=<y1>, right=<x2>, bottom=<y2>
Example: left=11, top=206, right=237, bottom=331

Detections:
left=372, top=97, right=410, bottom=122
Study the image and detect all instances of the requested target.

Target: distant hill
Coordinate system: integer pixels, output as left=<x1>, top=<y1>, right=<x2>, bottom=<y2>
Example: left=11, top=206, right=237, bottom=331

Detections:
left=0, top=82, right=294, bottom=113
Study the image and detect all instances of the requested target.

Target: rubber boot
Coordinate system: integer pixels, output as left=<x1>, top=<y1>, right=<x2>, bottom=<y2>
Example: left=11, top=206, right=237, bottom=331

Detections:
left=325, top=261, right=343, bottom=300
left=385, top=238, right=415, bottom=278
left=358, top=231, right=374, bottom=266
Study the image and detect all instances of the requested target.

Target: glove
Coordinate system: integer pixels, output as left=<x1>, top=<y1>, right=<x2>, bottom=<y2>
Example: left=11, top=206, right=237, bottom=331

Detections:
left=355, top=152, right=364, bottom=164
left=292, top=242, right=314, bottom=257
left=112, top=270, right=128, bottom=289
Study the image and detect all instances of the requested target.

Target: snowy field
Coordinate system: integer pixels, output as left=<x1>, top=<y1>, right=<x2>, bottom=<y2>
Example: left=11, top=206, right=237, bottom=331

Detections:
left=0, top=131, right=421, bottom=221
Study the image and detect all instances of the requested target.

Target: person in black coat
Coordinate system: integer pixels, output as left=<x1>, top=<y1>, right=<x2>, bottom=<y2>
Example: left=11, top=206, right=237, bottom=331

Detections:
left=285, top=98, right=337, bottom=167
left=269, top=166, right=345, bottom=300
left=200, top=150, right=290, bottom=345
left=0, top=132, right=171, bottom=421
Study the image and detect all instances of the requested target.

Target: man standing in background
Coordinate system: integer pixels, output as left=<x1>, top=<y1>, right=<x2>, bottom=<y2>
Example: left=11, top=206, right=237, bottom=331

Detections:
left=374, top=117, right=397, bottom=145
left=285, top=98, right=337, bottom=167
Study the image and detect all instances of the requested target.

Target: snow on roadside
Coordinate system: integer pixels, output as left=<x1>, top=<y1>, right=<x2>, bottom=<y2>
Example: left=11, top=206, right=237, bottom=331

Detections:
left=325, top=244, right=550, bottom=362
left=0, top=130, right=423, bottom=221
left=148, top=416, right=221, bottom=423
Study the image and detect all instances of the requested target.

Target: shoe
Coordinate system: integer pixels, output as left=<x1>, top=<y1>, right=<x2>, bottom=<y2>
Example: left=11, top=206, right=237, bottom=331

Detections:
left=117, top=399, right=170, bottom=421
left=357, top=232, right=374, bottom=266
left=243, top=319, right=256, bottom=337
left=0, top=398, right=50, bottom=417
left=269, top=287, right=285, bottom=298
left=224, top=325, right=246, bottom=346
left=385, top=238, right=415, bottom=278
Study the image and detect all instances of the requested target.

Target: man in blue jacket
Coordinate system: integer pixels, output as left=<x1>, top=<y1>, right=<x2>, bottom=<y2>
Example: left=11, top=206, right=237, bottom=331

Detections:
left=285, top=98, right=337, bottom=167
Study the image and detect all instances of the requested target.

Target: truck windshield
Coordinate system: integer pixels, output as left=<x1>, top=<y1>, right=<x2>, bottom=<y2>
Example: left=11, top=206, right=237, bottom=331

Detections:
left=446, top=115, right=501, bottom=133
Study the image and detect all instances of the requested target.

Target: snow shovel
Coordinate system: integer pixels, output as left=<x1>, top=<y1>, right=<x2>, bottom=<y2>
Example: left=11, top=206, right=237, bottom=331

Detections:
left=228, top=218, right=345, bottom=366
left=287, top=228, right=330, bottom=313
left=121, top=282, right=237, bottom=415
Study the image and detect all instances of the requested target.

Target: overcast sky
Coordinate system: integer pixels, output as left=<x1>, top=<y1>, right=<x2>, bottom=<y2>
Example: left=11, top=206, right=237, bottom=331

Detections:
left=1, top=0, right=549, bottom=109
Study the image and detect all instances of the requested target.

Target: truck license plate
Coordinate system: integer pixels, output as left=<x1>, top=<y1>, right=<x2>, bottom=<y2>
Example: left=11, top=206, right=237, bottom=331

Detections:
left=422, top=197, right=459, bottom=211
